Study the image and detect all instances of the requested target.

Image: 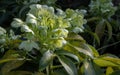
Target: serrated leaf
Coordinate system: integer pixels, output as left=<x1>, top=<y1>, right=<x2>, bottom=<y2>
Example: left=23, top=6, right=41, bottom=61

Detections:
left=58, top=56, right=78, bottom=75
left=39, top=50, right=54, bottom=71
left=55, top=50, right=80, bottom=62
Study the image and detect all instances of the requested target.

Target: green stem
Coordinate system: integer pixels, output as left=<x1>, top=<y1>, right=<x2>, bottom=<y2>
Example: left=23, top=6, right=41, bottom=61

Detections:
left=87, top=17, right=100, bottom=22
left=46, top=66, right=51, bottom=75
left=97, top=40, right=120, bottom=51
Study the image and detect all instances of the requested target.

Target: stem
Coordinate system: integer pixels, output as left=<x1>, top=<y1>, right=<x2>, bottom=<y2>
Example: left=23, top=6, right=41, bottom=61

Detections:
left=46, top=66, right=51, bottom=75
left=87, top=17, right=100, bottom=22
left=97, top=40, right=120, bottom=51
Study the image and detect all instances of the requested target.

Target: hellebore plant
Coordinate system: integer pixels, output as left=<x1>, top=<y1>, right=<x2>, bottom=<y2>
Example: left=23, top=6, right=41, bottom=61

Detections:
left=0, top=3, right=120, bottom=75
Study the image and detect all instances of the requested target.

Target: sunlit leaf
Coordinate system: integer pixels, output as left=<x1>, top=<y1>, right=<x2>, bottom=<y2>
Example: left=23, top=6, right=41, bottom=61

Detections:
left=66, top=32, right=85, bottom=42
left=2, top=50, right=19, bottom=59
left=100, top=56, right=120, bottom=65
left=106, top=67, right=114, bottom=75
left=93, top=58, right=118, bottom=67
left=57, top=56, right=78, bottom=75
left=0, top=50, right=24, bottom=64
left=88, top=45, right=99, bottom=57
left=73, top=46, right=94, bottom=58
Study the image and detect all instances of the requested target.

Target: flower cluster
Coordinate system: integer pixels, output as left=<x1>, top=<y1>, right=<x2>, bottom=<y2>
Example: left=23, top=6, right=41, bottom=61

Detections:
left=11, top=4, right=86, bottom=51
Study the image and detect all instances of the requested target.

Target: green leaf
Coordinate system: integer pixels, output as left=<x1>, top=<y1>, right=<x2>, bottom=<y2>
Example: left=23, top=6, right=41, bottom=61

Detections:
left=100, top=56, right=120, bottom=65
left=88, top=45, right=99, bottom=57
left=88, top=32, right=100, bottom=45
left=1, top=60, right=25, bottom=75
left=63, top=43, right=93, bottom=59
left=0, top=58, right=24, bottom=64
left=66, top=32, right=85, bottom=42
left=95, top=21, right=105, bottom=39
left=0, top=50, right=23, bottom=64
left=83, top=60, right=95, bottom=75
left=58, top=56, right=78, bottom=75
left=106, top=67, right=114, bottom=75
left=105, top=20, right=112, bottom=41
left=73, top=46, right=94, bottom=58
left=82, top=59, right=104, bottom=75
left=39, top=50, right=54, bottom=71
left=19, top=40, right=39, bottom=51
left=93, top=58, right=118, bottom=67
left=2, top=50, right=19, bottom=59
left=55, top=50, right=80, bottom=62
